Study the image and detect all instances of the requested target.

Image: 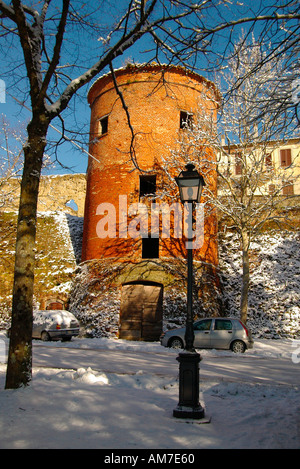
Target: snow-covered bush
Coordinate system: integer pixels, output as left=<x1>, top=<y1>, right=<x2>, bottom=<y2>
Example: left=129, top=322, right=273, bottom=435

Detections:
left=69, top=261, right=121, bottom=338
left=219, top=230, right=300, bottom=338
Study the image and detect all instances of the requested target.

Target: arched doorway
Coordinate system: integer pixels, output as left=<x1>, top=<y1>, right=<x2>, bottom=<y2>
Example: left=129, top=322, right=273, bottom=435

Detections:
left=39, top=296, right=67, bottom=310
left=119, top=281, right=163, bottom=341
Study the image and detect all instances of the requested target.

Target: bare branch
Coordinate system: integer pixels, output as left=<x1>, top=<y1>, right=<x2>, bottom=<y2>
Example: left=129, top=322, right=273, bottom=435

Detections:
left=39, top=0, right=70, bottom=104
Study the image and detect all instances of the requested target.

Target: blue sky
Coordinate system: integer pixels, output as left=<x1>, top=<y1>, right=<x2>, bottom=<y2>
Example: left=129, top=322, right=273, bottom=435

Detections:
left=0, top=0, right=297, bottom=176
left=0, top=1, right=163, bottom=175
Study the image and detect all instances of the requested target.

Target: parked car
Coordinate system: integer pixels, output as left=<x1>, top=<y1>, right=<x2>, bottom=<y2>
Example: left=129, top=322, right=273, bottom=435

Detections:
left=32, top=310, right=80, bottom=341
left=160, top=317, right=253, bottom=353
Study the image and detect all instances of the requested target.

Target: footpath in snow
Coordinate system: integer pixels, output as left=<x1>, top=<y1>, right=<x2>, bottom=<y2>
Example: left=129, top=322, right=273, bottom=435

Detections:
left=0, top=333, right=299, bottom=450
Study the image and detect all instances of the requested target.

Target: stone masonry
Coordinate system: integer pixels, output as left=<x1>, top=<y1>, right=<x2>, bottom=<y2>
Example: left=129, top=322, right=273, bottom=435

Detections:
left=1, top=173, right=86, bottom=216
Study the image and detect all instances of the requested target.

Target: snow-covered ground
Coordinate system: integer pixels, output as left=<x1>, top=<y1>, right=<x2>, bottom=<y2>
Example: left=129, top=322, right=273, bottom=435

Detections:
left=0, top=332, right=299, bottom=449
left=0, top=217, right=299, bottom=449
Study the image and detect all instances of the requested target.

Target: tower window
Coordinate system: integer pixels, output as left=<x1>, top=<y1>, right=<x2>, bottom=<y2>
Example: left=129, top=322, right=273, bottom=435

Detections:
left=139, top=175, right=156, bottom=197
left=142, top=237, right=159, bottom=259
left=98, top=115, right=108, bottom=136
left=180, top=111, right=193, bottom=129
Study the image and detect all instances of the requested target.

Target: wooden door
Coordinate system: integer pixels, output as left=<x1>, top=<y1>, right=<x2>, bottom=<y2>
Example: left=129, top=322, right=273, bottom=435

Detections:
left=119, top=282, right=163, bottom=341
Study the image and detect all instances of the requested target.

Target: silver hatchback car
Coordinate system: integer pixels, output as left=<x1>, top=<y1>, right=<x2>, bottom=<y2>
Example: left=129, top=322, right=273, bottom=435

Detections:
left=160, top=317, right=254, bottom=353
left=32, top=310, right=80, bottom=341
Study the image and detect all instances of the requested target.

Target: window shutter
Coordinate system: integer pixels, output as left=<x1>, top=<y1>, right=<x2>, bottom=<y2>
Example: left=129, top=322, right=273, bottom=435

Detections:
left=280, top=149, right=291, bottom=167
left=235, top=153, right=242, bottom=175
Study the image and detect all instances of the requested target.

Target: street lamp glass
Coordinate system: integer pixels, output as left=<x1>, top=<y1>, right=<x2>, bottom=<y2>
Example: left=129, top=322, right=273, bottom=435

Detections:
left=175, top=164, right=205, bottom=203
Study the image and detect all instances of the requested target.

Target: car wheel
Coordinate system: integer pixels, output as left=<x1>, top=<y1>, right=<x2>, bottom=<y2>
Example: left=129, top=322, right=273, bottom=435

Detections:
left=41, top=331, right=51, bottom=342
left=169, top=337, right=184, bottom=349
left=231, top=340, right=246, bottom=353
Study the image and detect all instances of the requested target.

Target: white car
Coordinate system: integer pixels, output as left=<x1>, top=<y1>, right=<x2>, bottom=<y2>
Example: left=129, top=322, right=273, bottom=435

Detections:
left=32, top=310, right=80, bottom=341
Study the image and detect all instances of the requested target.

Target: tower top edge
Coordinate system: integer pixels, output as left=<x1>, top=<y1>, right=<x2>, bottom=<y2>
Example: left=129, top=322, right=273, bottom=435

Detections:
left=87, top=62, right=220, bottom=104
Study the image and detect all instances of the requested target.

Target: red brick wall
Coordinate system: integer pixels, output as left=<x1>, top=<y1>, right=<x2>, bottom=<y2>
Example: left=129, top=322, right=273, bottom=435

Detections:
left=82, top=64, right=219, bottom=268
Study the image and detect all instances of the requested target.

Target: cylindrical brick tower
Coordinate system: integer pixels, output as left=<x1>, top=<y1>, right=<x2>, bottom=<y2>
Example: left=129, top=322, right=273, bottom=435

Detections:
left=80, top=64, right=220, bottom=340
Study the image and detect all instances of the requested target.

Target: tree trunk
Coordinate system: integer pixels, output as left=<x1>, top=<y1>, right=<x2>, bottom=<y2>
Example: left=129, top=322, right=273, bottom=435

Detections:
left=5, top=114, right=48, bottom=389
left=240, top=228, right=250, bottom=325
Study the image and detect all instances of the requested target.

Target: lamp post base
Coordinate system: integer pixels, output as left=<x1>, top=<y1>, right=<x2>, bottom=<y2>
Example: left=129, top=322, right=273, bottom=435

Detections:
left=173, top=405, right=205, bottom=420
left=173, top=351, right=205, bottom=420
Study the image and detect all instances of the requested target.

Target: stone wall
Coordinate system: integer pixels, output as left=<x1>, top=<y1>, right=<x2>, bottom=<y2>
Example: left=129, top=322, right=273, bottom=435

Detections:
left=1, top=173, right=86, bottom=216
left=0, top=211, right=81, bottom=328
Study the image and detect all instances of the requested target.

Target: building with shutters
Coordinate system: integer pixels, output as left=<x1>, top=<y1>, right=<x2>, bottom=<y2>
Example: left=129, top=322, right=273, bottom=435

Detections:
left=218, top=138, right=300, bottom=197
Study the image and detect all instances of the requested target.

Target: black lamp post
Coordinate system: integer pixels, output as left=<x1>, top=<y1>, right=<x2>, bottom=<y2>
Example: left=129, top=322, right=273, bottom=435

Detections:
left=173, top=163, right=206, bottom=419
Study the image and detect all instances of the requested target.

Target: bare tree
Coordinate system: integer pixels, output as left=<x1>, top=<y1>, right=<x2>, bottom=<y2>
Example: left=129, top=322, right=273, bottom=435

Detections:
left=0, top=0, right=299, bottom=388
left=0, top=115, right=52, bottom=209
left=167, top=38, right=299, bottom=324
left=0, top=116, right=24, bottom=209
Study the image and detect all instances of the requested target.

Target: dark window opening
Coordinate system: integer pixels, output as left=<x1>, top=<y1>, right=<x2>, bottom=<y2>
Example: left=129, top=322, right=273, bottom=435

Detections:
left=265, top=153, right=273, bottom=169
left=180, top=111, right=193, bottom=129
left=139, top=175, right=156, bottom=197
left=142, top=237, right=159, bottom=259
left=99, top=115, right=108, bottom=135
